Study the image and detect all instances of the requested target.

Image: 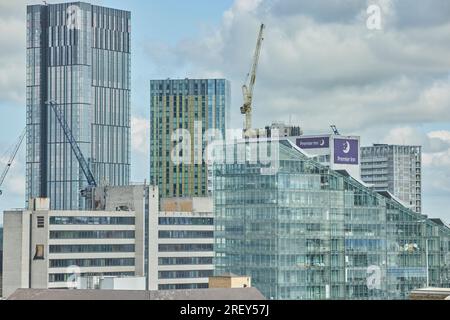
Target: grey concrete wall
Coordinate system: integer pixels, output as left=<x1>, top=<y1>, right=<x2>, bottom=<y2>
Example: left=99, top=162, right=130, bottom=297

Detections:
left=3, top=211, right=31, bottom=298
left=30, top=211, right=49, bottom=290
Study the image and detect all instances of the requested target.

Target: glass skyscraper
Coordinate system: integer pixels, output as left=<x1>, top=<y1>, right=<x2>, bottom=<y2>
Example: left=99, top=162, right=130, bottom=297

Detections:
left=150, top=79, right=230, bottom=199
left=213, top=139, right=450, bottom=300
left=361, top=144, right=422, bottom=213
left=26, top=2, right=131, bottom=210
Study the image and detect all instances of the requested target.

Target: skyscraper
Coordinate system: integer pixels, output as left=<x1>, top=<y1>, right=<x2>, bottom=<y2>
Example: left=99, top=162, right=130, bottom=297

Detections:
left=26, top=2, right=131, bottom=210
left=149, top=79, right=230, bottom=199
left=361, top=144, right=422, bottom=213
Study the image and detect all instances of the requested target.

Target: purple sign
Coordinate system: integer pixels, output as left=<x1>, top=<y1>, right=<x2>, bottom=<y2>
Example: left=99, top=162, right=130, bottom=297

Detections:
left=334, top=139, right=359, bottom=165
left=296, top=137, right=329, bottom=149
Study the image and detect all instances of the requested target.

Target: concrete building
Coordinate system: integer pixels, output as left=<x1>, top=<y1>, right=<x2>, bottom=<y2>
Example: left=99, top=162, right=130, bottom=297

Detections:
left=149, top=78, right=230, bottom=199
left=26, top=2, right=131, bottom=210
left=78, top=276, right=146, bottom=290
left=7, top=287, right=266, bottom=300
left=409, top=288, right=450, bottom=300
left=2, top=186, right=216, bottom=297
left=213, top=138, right=450, bottom=300
left=248, top=122, right=303, bottom=138
left=209, top=273, right=251, bottom=289
left=148, top=197, right=215, bottom=290
left=361, top=144, right=422, bottom=213
left=2, top=185, right=158, bottom=298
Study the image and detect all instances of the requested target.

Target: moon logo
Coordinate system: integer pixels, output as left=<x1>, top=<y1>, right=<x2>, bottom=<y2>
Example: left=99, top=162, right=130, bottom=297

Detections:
left=343, top=141, right=351, bottom=154
left=320, top=139, right=325, bottom=146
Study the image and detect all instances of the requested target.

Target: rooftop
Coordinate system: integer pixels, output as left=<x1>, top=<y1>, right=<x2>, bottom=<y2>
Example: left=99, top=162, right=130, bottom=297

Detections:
left=7, top=288, right=266, bottom=301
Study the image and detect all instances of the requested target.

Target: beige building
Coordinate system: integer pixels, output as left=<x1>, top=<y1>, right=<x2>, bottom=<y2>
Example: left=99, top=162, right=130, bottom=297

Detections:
left=2, top=185, right=158, bottom=298
left=209, top=273, right=251, bottom=289
left=2, top=186, right=215, bottom=297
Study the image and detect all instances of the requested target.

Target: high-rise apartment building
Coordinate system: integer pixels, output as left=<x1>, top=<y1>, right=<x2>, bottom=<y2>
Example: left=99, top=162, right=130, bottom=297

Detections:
left=213, top=139, right=450, bottom=300
left=150, top=79, right=230, bottom=199
left=361, top=144, right=422, bottom=213
left=26, top=2, right=131, bottom=210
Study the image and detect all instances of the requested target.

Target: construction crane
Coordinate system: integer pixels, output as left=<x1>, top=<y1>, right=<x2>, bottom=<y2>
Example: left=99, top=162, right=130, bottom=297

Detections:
left=0, top=128, right=26, bottom=196
left=241, top=23, right=265, bottom=137
left=47, top=101, right=97, bottom=189
left=330, top=125, right=340, bottom=135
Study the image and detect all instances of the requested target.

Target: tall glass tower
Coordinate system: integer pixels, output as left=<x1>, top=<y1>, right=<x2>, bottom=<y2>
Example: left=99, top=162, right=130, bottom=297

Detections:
left=150, top=79, right=230, bottom=199
left=26, top=2, right=131, bottom=210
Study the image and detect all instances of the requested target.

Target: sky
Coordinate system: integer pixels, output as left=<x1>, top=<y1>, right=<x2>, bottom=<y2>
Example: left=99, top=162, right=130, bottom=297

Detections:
left=1, top=0, right=450, bottom=224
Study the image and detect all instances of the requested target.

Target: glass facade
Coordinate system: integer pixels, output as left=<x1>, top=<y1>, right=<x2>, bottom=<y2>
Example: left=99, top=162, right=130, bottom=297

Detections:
left=149, top=79, right=230, bottom=198
left=213, top=140, right=450, bottom=300
left=26, top=3, right=131, bottom=210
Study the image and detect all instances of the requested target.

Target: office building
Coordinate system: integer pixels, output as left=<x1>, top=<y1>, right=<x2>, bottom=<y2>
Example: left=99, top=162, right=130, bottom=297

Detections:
left=213, top=139, right=450, bottom=300
left=2, top=185, right=157, bottom=298
left=2, top=185, right=217, bottom=297
left=148, top=197, right=215, bottom=290
left=150, top=79, right=230, bottom=199
left=361, top=144, right=422, bottom=213
left=266, top=122, right=303, bottom=137
left=247, top=122, right=303, bottom=138
left=26, top=2, right=131, bottom=210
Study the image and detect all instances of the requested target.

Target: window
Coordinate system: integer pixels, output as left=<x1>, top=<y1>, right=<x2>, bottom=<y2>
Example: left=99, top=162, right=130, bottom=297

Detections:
left=37, top=216, right=45, bottom=228
left=34, top=244, right=45, bottom=260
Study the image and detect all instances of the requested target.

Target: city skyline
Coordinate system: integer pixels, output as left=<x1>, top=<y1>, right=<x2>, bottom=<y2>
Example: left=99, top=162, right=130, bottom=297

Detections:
left=1, top=0, right=450, bottom=223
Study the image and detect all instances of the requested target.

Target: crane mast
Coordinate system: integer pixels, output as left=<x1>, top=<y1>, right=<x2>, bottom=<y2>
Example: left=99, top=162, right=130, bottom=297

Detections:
left=0, top=128, right=26, bottom=196
left=241, top=23, right=265, bottom=137
left=47, top=101, right=97, bottom=188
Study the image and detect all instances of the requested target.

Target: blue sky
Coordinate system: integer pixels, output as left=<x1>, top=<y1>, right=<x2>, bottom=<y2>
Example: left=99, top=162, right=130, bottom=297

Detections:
left=1, top=0, right=450, bottom=224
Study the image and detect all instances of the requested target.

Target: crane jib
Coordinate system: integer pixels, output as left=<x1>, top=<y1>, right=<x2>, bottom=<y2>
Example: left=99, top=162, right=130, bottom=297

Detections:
left=0, top=127, right=26, bottom=195
left=48, top=101, right=97, bottom=188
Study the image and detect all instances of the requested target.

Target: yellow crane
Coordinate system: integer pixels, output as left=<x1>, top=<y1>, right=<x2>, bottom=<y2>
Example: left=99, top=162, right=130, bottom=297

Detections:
left=241, top=23, right=265, bottom=137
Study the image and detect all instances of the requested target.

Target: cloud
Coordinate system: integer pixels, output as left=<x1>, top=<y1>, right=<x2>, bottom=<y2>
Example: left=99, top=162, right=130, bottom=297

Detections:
left=382, top=127, right=450, bottom=154
left=141, top=0, right=450, bottom=221
left=381, top=127, right=450, bottom=213
left=0, top=6, right=26, bottom=105
left=4, top=174, right=26, bottom=196
left=131, top=116, right=149, bottom=155
left=147, top=0, right=450, bottom=133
